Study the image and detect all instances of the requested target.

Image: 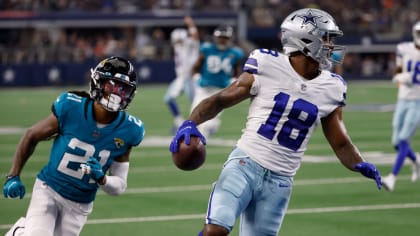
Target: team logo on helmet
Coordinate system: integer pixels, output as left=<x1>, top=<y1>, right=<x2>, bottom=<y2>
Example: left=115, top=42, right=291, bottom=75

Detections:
left=296, top=9, right=322, bottom=27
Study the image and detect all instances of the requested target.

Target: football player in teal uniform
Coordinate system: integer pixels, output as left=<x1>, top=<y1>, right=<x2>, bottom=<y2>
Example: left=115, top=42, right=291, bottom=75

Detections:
left=190, top=25, right=245, bottom=137
left=3, top=56, right=145, bottom=236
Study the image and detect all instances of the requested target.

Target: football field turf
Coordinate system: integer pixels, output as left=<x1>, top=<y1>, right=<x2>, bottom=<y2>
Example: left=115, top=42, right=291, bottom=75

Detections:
left=1, top=81, right=419, bottom=235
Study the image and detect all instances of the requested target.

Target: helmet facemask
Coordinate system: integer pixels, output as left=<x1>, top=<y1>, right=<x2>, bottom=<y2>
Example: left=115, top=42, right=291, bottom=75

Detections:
left=318, top=33, right=346, bottom=69
left=90, top=57, right=137, bottom=112
left=213, top=25, right=233, bottom=51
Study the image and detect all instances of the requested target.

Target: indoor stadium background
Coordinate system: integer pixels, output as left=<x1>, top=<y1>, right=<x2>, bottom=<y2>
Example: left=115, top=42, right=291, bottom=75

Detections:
left=0, top=1, right=419, bottom=235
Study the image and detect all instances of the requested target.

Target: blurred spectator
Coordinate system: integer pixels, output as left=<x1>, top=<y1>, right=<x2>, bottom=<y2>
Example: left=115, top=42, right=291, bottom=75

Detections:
left=150, top=28, right=170, bottom=60
left=0, top=0, right=417, bottom=81
left=361, top=56, right=377, bottom=77
left=252, top=6, right=275, bottom=27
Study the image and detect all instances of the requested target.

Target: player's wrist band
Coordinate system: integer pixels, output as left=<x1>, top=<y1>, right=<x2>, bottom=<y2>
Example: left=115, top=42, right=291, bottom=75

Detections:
left=5, top=175, right=18, bottom=181
left=98, top=175, right=106, bottom=185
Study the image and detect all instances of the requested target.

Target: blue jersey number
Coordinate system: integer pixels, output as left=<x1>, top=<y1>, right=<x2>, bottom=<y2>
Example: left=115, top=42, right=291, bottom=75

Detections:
left=407, top=60, right=420, bottom=84
left=259, top=48, right=279, bottom=57
left=257, top=92, right=318, bottom=151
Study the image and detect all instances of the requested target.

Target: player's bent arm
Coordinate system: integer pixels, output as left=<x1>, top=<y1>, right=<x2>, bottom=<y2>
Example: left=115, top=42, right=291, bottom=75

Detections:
left=184, top=16, right=199, bottom=41
left=99, top=149, right=131, bottom=196
left=391, top=66, right=402, bottom=83
left=233, top=61, right=243, bottom=78
left=392, top=66, right=412, bottom=85
left=8, top=113, right=59, bottom=176
left=321, top=107, right=364, bottom=171
left=189, top=72, right=254, bottom=125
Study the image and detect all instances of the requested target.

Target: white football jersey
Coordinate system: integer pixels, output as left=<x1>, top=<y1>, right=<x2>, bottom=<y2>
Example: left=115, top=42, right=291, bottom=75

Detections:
left=237, top=49, right=347, bottom=176
left=395, top=42, right=420, bottom=100
left=173, top=37, right=199, bottom=78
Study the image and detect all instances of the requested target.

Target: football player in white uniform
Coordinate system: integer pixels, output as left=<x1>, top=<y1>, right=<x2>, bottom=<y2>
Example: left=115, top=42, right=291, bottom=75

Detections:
left=170, top=8, right=382, bottom=236
left=164, top=16, right=200, bottom=130
left=382, top=21, right=420, bottom=192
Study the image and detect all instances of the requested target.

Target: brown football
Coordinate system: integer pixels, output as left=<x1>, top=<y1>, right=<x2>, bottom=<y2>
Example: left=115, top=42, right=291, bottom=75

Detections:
left=172, top=136, right=206, bottom=171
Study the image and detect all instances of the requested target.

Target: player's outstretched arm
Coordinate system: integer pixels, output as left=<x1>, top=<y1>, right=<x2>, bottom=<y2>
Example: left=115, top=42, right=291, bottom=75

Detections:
left=321, top=107, right=382, bottom=189
left=4, top=113, right=59, bottom=199
left=170, top=72, right=254, bottom=153
left=391, top=65, right=414, bottom=86
left=184, top=16, right=199, bottom=41
left=189, top=72, right=254, bottom=125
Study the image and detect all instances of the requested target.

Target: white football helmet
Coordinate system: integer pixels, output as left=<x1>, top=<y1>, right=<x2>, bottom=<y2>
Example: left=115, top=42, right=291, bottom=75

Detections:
left=280, top=8, right=345, bottom=69
left=171, top=28, right=188, bottom=44
left=413, top=21, right=420, bottom=47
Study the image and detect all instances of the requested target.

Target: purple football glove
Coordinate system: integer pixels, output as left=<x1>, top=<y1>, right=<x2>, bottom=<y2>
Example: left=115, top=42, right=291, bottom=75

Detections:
left=169, top=120, right=206, bottom=153
left=3, top=176, right=26, bottom=199
left=355, top=162, right=382, bottom=190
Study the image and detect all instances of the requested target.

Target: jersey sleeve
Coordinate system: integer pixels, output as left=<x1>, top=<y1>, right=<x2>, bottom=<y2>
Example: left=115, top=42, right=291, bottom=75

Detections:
left=52, top=92, right=68, bottom=119
left=127, top=115, right=145, bottom=147
left=243, top=49, right=261, bottom=74
left=330, top=72, right=347, bottom=107
left=199, top=42, right=212, bottom=55
left=134, top=122, right=145, bottom=146
left=52, top=92, right=74, bottom=130
left=395, top=43, right=404, bottom=68
left=395, top=42, right=414, bottom=70
left=243, top=48, right=276, bottom=75
left=337, top=79, right=347, bottom=107
left=52, top=92, right=87, bottom=131
left=243, top=49, right=272, bottom=96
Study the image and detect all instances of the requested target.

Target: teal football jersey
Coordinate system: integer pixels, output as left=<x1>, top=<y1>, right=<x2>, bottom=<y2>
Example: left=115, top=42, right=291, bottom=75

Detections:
left=37, top=92, right=145, bottom=203
left=198, top=43, right=244, bottom=88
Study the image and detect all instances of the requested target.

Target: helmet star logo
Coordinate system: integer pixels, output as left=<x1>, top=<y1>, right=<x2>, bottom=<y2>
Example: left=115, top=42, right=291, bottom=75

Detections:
left=297, top=10, right=322, bottom=27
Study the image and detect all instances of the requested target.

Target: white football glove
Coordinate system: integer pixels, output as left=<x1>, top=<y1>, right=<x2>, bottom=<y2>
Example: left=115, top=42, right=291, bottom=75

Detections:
left=392, top=72, right=413, bottom=85
left=80, top=164, right=91, bottom=174
left=192, top=73, right=201, bottom=82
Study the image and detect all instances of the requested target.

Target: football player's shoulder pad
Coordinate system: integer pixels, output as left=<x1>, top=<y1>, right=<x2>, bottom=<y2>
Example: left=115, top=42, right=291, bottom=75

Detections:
left=53, top=91, right=86, bottom=118
left=397, top=41, right=415, bottom=53
left=200, top=42, right=213, bottom=52
left=123, top=112, right=145, bottom=146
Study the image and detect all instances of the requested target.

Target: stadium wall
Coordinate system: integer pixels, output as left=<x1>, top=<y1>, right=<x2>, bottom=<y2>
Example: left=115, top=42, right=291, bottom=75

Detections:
left=0, top=10, right=402, bottom=86
left=0, top=60, right=175, bottom=87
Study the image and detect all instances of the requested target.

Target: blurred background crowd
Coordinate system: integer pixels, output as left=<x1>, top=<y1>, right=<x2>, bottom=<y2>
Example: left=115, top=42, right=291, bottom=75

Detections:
left=0, top=0, right=419, bottom=80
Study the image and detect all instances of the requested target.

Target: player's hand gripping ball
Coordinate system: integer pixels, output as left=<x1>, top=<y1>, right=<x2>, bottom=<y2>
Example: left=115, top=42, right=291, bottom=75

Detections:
left=172, top=136, right=206, bottom=171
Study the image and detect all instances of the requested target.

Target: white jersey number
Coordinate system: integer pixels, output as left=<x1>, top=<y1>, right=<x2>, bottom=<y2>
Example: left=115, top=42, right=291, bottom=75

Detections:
left=58, top=138, right=110, bottom=183
left=206, top=55, right=232, bottom=74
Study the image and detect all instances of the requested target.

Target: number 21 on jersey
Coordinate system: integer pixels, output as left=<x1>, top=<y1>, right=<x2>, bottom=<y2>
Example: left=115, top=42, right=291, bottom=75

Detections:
left=257, top=92, right=318, bottom=151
